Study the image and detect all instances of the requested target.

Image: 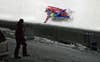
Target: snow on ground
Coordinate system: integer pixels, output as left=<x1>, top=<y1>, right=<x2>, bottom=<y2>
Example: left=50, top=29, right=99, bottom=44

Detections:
left=7, top=37, right=100, bottom=62
left=0, top=27, right=100, bottom=62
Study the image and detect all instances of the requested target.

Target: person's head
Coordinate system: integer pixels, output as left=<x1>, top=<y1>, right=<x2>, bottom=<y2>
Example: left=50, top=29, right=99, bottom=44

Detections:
left=19, top=19, right=24, bottom=23
left=62, top=9, right=66, bottom=12
left=45, top=8, right=49, bottom=12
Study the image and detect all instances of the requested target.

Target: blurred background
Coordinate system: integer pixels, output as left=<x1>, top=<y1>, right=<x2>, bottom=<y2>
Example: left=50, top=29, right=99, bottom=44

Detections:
left=0, top=0, right=100, bottom=31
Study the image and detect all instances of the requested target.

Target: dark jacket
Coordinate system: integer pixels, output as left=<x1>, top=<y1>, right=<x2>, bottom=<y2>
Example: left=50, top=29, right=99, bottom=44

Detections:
left=0, top=30, right=6, bottom=42
left=15, top=22, right=25, bottom=42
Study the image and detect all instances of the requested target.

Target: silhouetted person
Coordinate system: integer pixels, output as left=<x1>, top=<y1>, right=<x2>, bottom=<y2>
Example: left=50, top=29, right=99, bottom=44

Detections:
left=14, top=19, right=29, bottom=59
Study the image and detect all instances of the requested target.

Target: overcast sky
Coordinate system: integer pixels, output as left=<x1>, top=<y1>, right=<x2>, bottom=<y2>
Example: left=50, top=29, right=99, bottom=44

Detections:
left=0, top=0, right=100, bottom=31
